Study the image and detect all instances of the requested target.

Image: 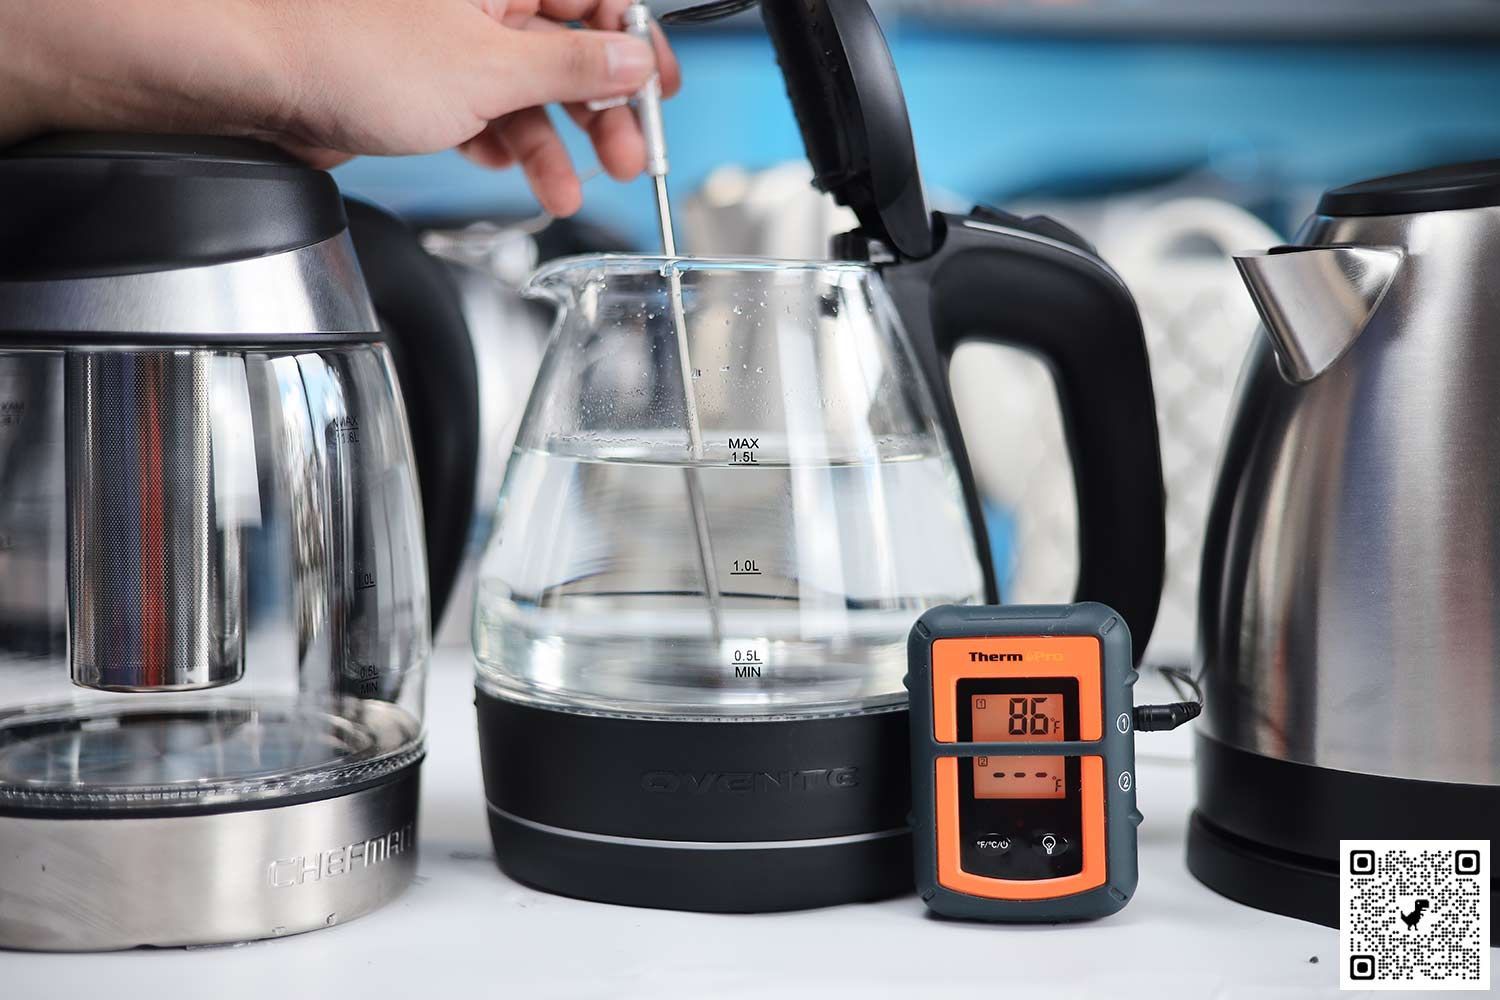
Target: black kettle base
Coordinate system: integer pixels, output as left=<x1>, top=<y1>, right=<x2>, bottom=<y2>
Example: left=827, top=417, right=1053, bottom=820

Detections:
left=488, top=808, right=911, bottom=913
left=475, top=688, right=914, bottom=912
left=1188, top=734, right=1500, bottom=944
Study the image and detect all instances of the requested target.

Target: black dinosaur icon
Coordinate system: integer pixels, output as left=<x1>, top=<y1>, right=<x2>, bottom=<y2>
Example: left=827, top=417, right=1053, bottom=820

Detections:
left=1401, top=899, right=1430, bottom=930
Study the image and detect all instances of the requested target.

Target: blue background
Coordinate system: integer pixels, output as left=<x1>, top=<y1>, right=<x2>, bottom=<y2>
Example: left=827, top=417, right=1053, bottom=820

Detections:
left=337, top=27, right=1500, bottom=244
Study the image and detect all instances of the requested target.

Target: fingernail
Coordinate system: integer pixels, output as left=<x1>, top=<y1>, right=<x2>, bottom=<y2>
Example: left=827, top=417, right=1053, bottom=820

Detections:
left=606, top=36, right=655, bottom=84
left=586, top=96, right=631, bottom=113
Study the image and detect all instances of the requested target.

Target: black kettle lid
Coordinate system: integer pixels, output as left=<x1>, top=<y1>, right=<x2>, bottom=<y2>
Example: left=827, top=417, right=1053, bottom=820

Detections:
left=1318, top=158, right=1500, bottom=217
left=757, top=0, right=933, bottom=259
left=0, top=133, right=346, bottom=280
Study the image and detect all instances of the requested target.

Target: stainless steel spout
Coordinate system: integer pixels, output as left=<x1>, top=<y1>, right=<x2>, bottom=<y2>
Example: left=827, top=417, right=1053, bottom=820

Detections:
left=1233, top=244, right=1404, bottom=383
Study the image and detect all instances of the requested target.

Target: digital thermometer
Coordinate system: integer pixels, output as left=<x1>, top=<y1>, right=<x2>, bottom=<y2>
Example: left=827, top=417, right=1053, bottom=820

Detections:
left=907, top=603, right=1144, bottom=921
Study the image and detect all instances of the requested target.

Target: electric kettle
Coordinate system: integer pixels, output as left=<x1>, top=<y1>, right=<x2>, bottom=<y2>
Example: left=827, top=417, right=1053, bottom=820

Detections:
left=1190, top=160, right=1500, bottom=936
left=0, top=135, right=474, bottom=950
left=474, top=0, right=1166, bottom=912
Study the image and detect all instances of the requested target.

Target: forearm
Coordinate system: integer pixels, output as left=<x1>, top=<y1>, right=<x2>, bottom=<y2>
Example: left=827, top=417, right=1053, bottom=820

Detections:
left=0, top=0, right=294, bottom=146
left=0, top=3, right=60, bottom=145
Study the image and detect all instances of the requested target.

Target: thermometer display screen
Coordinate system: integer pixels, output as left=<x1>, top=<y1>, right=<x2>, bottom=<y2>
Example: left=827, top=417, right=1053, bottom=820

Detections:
left=970, top=693, right=1066, bottom=799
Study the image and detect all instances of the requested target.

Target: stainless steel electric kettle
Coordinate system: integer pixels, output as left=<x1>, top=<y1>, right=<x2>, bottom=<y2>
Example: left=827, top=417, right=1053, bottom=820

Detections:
left=1190, top=160, right=1500, bottom=936
left=0, top=134, right=475, bottom=950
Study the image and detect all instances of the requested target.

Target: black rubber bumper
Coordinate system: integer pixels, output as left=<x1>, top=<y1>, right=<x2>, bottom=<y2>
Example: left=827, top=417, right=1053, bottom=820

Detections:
left=1188, top=734, right=1500, bottom=944
left=476, top=689, right=913, bottom=912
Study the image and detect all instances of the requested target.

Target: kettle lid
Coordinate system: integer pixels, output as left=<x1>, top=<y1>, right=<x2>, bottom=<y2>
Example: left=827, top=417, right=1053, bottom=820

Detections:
left=758, top=0, right=933, bottom=259
left=1318, top=158, right=1500, bottom=217
left=0, top=133, right=346, bottom=280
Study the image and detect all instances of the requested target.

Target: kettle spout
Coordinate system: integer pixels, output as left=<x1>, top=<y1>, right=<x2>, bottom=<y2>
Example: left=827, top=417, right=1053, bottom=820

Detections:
left=1234, top=245, right=1404, bottom=383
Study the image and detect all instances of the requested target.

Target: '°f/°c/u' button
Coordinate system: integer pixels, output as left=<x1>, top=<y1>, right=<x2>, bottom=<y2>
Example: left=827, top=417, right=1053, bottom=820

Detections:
left=971, top=834, right=1014, bottom=853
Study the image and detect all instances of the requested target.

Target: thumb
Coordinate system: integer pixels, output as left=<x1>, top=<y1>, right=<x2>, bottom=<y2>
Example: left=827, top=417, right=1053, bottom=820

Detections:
left=492, top=27, right=655, bottom=112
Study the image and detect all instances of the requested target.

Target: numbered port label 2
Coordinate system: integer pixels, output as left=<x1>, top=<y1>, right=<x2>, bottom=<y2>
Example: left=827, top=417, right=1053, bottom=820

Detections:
left=721, top=639, right=771, bottom=680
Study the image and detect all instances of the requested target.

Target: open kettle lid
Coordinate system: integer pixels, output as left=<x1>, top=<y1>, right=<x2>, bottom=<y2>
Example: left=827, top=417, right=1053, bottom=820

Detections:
left=676, top=0, right=933, bottom=259
left=1318, top=157, right=1500, bottom=217
left=0, top=132, right=346, bottom=281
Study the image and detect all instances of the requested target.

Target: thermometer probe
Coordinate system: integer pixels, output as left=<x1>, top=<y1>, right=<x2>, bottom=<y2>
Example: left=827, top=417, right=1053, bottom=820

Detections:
left=621, top=2, right=724, bottom=642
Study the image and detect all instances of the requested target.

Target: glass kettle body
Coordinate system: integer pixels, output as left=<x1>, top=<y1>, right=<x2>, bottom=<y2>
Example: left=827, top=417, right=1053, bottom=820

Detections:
left=474, top=257, right=984, bottom=718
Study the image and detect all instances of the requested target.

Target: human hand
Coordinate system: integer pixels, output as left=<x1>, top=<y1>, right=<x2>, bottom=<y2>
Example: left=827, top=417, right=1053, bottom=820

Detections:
left=0, top=0, right=682, bottom=216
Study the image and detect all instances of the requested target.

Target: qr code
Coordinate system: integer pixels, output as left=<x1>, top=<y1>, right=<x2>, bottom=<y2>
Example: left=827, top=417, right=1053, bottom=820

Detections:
left=1341, top=839, right=1490, bottom=990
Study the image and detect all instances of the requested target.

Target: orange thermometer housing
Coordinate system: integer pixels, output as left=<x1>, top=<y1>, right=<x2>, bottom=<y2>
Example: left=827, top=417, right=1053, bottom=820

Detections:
left=907, top=603, right=1141, bottom=921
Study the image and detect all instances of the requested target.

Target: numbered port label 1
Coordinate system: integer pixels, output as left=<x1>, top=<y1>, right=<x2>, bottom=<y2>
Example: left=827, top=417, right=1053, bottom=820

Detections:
left=721, top=639, right=771, bottom=680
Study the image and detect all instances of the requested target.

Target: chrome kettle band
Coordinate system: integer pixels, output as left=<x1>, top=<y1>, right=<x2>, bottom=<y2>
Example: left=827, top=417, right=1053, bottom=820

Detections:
left=0, top=760, right=421, bottom=952
left=488, top=802, right=909, bottom=851
left=0, top=233, right=379, bottom=336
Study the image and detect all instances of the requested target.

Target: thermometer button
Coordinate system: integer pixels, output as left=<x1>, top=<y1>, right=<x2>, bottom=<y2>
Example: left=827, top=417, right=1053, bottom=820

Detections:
left=1033, top=832, right=1072, bottom=857
left=971, top=834, right=1015, bottom=853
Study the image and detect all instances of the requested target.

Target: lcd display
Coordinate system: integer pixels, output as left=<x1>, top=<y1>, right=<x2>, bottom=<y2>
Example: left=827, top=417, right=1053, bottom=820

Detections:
left=971, top=693, right=1066, bottom=799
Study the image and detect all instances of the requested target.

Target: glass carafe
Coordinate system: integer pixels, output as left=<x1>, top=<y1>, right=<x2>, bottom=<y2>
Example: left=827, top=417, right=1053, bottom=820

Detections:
left=474, top=257, right=986, bottom=717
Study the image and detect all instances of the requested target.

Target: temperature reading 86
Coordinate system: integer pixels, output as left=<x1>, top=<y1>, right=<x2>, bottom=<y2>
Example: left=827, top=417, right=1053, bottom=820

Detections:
left=1009, top=696, right=1056, bottom=736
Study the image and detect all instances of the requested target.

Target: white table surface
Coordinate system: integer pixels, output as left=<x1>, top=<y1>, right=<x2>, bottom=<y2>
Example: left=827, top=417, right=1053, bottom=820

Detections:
left=7, top=649, right=1358, bottom=999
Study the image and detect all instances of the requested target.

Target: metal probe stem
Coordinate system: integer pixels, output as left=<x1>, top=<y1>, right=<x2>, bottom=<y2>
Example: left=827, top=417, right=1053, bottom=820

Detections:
left=624, top=2, right=723, bottom=644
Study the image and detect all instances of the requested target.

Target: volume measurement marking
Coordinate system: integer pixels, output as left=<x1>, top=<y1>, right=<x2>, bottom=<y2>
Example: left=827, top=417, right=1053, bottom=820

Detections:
left=728, top=436, right=759, bottom=465
left=725, top=640, right=770, bottom=680
left=729, top=558, right=761, bottom=577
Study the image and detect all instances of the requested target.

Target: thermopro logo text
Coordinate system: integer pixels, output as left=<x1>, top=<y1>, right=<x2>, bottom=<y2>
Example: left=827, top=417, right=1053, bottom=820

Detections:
left=968, top=650, right=1065, bottom=662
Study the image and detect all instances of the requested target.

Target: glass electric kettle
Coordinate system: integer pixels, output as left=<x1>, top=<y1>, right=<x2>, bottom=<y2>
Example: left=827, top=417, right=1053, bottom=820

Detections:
left=473, top=0, right=1165, bottom=913
left=0, top=136, right=475, bottom=950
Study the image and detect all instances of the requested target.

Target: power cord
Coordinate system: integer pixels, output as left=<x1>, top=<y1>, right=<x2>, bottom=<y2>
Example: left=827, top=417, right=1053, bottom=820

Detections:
left=1132, top=664, right=1203, bottom=732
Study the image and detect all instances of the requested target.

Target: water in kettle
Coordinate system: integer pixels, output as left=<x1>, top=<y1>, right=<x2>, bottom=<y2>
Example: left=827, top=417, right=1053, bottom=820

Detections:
left=474, top=436, right=986, bottom=718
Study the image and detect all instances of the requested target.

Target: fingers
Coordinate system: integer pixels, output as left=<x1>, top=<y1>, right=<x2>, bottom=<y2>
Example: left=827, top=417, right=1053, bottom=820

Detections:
left=272, top=141, right=356, bottom=170
left=481, top=27, right=655, bottom=114
left=458, top=122, right=515, bottom=170
left=489, top=2, right=682, bottom=98
left=564, top=103, right=645, bottom=180
left=537, top=0, right=632, bottom=25
left=528, top=14, right=677, bottom=177
left=652, top=22, right=683, bottom=99
left=458, top=2, right=687, bottom=206
left=492, top=107, right=584, bottom=217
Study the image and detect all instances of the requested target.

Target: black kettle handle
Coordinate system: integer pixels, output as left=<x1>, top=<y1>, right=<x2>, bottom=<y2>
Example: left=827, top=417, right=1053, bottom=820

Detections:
left=343, top=198, right=479, bottom=631
left=881, top=210, right=1166, bottom=657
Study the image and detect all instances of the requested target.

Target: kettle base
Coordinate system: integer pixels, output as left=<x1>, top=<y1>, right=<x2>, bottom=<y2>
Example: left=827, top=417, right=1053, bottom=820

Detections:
left=476, top=689, right=913, bottom=911
left=1188, top=735, right=1500, bottom=944
left=488, top=807, right=911, bottom=912
left=0, top=760, right=421, bottom=951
